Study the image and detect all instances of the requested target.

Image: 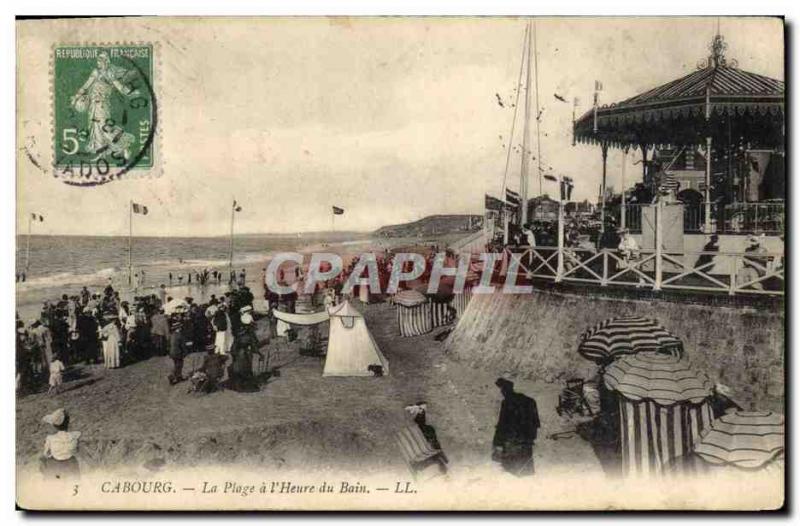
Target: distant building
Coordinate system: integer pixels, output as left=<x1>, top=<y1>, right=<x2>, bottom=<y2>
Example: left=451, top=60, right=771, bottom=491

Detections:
left=526, top=195, right=559, bottom=222
left=565, top=200, right=594, bottom=216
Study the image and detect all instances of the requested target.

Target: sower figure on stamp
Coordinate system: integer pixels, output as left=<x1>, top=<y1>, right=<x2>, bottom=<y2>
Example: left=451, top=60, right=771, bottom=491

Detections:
left=70, top=51, right=139, bottom=162
left=492, top=378, right=540, bottom=476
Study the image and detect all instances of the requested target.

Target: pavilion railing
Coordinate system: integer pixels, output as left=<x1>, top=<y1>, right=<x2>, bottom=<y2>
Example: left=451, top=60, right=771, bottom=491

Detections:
left=503, top=246, right=784, bottom=296
left=618, top=204, right=644, bottom=233
left=614, top=202, right=784, bottom=236
left=719, top=202, right=785, bottom=235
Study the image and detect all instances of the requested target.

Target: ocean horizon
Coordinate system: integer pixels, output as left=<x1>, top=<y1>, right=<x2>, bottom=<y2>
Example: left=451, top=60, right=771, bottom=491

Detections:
left=14, top=232, right=370, bottom=321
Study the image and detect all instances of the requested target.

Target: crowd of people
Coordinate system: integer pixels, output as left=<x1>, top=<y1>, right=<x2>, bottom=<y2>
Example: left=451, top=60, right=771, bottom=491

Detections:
left=165, top=268, right=246, bottom=288
left=15, top=280, right=268, bottom=397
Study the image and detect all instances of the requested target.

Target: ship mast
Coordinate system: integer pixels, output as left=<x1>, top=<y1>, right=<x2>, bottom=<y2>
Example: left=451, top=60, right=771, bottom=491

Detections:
left=533, top=21, right=543, bottom=198
left=519, top=20, right=533, bottom=226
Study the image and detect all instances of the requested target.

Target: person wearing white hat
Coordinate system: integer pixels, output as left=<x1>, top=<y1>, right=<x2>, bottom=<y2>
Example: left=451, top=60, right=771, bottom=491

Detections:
left=40, top=408, right=81, bottom=480
left=738, top=233, right=768, bottom=291
left=239, top=305, right=254, bottom=326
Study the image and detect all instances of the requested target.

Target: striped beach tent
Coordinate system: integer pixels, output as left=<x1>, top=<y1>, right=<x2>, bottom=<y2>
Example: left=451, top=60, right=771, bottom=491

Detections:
left=395, top=290, right=432, bottom=337
left=693, top=411, right=784, bottom=470
left=605, top=352, right=714, bottom=478
left=452, top=285, right=474, bottom=320
left=429, top=293, right=455, bottom=329
left=579, top=316, right=683, bottom=363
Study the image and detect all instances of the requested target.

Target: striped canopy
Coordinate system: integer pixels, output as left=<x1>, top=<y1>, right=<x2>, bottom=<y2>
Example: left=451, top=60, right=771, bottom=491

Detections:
left=604, top=352, right=712, bottom=406
left=394, top=289, right=428, bottom=307
left=578, top=316, right=682, bottom=363
left=693, top=411, right=785, bottom=469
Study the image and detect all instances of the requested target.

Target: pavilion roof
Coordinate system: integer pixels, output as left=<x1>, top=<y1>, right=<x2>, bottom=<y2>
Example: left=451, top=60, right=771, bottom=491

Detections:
left=574, top=40, right=784, bottom=149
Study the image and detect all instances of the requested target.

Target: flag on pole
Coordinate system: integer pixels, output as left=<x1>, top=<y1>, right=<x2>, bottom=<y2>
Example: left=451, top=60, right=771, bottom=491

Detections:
left=31, top=213, right=44, bottom=222
left=505, top=189, right=521, bottom=208
left=132, top=203, right=148, bottom=215
left=233, top=200, right=242, bottom=212
left=332, top=206, right=345, bottom=215
left=484, top=194, right=504, bottom=211
left=560, top=176, right=574, bottom=201
left=593, top=81, right=602, bottom=133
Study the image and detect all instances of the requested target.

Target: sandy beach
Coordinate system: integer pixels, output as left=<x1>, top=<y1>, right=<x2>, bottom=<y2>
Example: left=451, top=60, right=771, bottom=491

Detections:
left=16, top=295, right=604, bottom=482
left=16, top=229, right=609, bottom=485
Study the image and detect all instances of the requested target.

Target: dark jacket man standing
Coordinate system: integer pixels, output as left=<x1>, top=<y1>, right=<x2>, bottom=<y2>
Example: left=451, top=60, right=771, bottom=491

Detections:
left=167, top=317, right=187, bottom=385
left=492, top=378, right=540, bottom=476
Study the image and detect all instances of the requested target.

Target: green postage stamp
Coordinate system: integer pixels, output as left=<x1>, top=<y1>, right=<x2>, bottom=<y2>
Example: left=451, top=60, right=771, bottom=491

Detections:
left=52, top=44, right=157, bottom=185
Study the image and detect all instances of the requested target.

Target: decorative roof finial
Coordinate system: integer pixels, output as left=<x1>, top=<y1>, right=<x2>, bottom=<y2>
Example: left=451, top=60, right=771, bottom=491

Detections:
left=709, top=33, right=728, bottom=68
left=698, top=32, right=737, bottom=70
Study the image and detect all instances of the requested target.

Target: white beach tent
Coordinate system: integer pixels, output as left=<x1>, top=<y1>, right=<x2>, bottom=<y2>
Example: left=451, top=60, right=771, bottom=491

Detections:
left=271, top=300, right=389, bottom=377
left=324, top=301, right=389, bottom=377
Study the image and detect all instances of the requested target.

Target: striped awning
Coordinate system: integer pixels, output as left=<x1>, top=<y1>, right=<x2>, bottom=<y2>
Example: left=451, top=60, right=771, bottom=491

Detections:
left=693, top=411, right=785, bottom=469
left=578, top=316, right=682, bottom=363
left=604, top=352, right=713, bottom=406
left=394, top=289, right=428, bottom=307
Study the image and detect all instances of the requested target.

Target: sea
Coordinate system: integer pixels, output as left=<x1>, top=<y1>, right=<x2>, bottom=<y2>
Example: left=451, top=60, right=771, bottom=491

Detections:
left=14, top=233, right=373, bottom=321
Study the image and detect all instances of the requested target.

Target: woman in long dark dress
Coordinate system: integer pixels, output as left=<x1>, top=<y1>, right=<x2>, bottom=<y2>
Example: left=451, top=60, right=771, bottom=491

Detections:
left=228, top=308, right=263, bottom=392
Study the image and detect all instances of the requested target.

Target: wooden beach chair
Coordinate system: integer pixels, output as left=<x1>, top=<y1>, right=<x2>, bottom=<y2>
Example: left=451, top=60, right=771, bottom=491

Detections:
left=396, top=425, right=447, bottom=481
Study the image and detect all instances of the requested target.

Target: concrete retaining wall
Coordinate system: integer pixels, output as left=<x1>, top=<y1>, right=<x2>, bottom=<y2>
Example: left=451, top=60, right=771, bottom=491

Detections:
left=444, top=289, right=784, bottom=411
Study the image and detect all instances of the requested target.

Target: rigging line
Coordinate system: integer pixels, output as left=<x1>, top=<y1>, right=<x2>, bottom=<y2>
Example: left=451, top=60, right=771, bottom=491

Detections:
left=500, top=24, right=529, bottom=200
left=533, top=19, right=543, bottom=196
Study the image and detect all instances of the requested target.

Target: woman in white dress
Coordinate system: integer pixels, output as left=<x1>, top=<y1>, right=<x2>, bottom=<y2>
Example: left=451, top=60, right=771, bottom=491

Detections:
left=210, top=304, right=233, bottom=355
left=99, top=315, right=121, bottom=369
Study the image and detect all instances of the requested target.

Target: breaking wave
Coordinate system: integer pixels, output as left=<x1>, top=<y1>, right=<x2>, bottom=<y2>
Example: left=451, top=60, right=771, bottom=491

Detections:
left=16, top=267, right=119, bottom=291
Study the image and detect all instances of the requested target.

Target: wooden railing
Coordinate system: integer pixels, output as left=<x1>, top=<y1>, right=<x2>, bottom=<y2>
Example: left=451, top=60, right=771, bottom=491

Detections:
left=503, top=246, right=784, bottom=296
left=613, top=202, right=785, bottom=236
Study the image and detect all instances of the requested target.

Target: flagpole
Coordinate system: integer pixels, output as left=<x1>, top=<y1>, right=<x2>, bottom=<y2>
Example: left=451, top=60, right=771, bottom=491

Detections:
left=25, top=215, right=32, bottom=272
left=128, top=200, right=133, bottom=286
left=229, top=199, right=235, bottom=278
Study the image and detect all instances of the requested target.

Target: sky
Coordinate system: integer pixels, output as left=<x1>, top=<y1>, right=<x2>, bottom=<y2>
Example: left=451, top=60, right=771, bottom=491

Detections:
left=16, top=17, right=784, bottom=237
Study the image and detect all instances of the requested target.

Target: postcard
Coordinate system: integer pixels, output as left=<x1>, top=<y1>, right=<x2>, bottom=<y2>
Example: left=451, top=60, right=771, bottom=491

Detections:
left=15, top=16, right=785, bottom=511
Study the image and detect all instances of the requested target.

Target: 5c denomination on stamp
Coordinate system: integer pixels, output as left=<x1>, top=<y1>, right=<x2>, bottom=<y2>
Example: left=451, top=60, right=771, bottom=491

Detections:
left=52, top=44, right=157, bottom=186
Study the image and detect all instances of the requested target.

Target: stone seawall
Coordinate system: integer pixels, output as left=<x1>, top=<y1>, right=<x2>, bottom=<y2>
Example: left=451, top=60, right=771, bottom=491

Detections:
left=444, top=289, right=784, bottom=411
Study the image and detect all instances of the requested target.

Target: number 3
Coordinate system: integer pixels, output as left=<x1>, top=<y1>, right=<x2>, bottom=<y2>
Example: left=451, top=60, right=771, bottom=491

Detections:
left=62, top=128, right=79, bottom=155
left=72, top=484, right=79, bottom=496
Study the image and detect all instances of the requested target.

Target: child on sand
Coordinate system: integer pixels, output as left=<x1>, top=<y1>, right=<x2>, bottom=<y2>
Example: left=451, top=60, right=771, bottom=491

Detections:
left=40, top=408, right=81, bottom=480
left=48, top=355, right=65, bottom=394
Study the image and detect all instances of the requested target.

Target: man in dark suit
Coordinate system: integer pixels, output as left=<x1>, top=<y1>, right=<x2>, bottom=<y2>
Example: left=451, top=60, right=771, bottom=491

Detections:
left=492, top=378, right=540, bottom=476
left=167, top=316, right=187, bottom=385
